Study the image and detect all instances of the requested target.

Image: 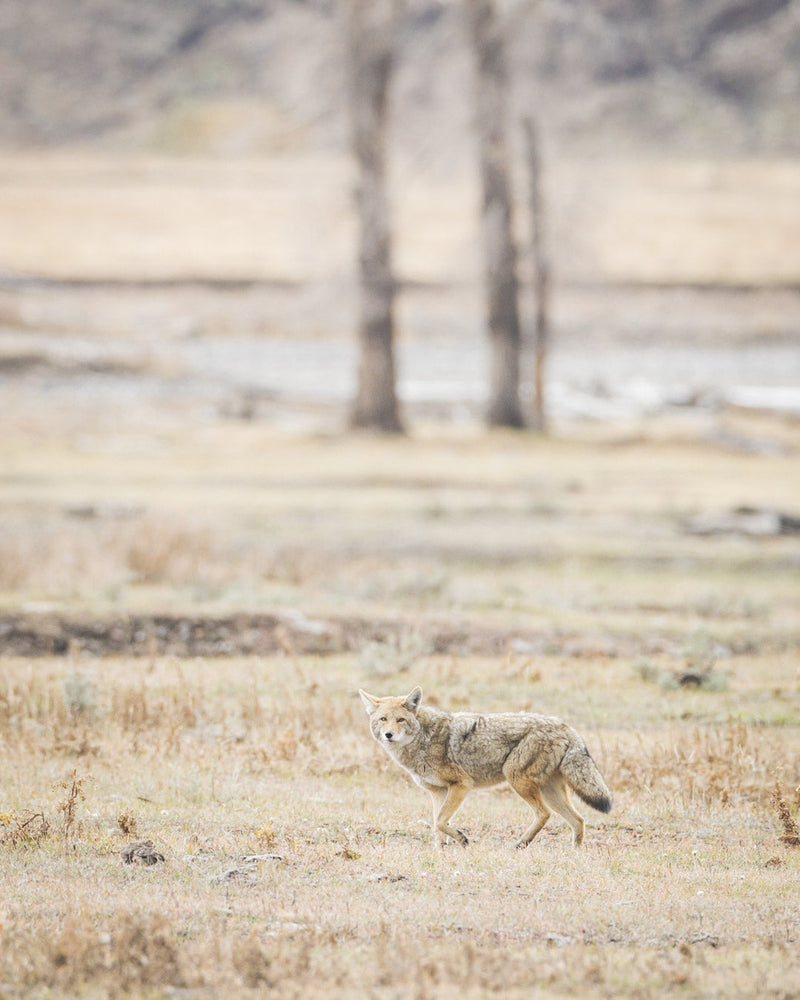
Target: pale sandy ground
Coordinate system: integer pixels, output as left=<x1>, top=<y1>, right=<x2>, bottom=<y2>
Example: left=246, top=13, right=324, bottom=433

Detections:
left=2, top=154, right=800, bottom=285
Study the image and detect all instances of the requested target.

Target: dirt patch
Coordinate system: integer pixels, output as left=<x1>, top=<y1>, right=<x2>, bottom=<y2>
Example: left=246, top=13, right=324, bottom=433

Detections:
left=0, top=611, right=682, bottom=659
left=0, top=612, right=347, bottom=658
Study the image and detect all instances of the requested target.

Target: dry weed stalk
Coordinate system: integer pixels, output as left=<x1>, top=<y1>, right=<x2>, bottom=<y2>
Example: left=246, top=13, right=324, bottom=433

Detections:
left=0, top=809, right=50, bottom=847
left=53, top=769, right=89, bottom=851
left=772, top=776, right=800, bottom=847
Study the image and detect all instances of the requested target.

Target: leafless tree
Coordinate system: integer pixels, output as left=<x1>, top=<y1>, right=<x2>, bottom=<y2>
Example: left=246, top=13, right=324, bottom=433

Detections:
left=523, top=116, right=550, bottom=432
left=344, top=0, right=403, bottom=433
left=464, top=0, right=525, bottom=428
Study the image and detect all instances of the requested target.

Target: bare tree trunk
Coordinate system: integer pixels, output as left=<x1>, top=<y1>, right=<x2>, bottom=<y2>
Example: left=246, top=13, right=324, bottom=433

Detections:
left=523, top=117, right=549, bottom=432
left=345, top=0, right=403, bottom=433
left=464, top=0, right=525, bottom=429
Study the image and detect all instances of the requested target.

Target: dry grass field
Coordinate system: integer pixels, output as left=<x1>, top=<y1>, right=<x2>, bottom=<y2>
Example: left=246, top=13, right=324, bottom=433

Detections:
left=3, top=154, right=800, bottom=288
left=0, top=149, right=799, bottom=998
left=0, top=650, right=799, bottom=1000
left=1, top=421, right=799, bottom=999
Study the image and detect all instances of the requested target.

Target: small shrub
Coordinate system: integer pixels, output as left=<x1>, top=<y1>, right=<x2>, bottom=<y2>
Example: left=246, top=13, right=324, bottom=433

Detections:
left=0, top=810, right=51, bottom=847
left=53, top=769, right=89, bottom=851
left=358, top=631, right=433, bottom=677
left=632, top=659, right=659, bottom=684
left=253, top=821, right=278, bottom=850
left=117, top=811, right=138, bottom=838
left=62, top=671, right=99, bottom=720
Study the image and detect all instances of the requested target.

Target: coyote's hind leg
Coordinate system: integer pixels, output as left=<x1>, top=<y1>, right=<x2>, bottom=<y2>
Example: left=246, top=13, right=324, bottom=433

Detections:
left=505, top=776, right=552, bottom=849
left=541, top=778, right=585, bottom=847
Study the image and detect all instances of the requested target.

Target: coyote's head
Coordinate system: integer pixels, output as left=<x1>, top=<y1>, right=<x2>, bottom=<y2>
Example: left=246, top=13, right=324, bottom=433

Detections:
left=359, top=686, right=423, bottom=749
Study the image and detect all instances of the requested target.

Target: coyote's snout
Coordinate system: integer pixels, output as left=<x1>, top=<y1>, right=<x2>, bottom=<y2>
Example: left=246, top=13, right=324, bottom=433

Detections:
left=359, top=686, right=612, bottom=848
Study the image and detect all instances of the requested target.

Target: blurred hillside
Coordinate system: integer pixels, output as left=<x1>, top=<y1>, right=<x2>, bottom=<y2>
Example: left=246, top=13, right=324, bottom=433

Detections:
left=2, top=0, right=800, bottom=430
left=2, top=0, right=800, bottom=158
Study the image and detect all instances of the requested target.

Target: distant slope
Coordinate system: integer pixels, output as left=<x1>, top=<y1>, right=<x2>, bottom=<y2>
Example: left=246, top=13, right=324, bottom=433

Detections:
left=2, top=0, right=800, bottom=157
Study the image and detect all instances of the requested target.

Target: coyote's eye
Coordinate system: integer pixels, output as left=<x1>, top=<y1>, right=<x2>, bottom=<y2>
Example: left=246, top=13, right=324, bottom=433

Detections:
left=379, top=716, right=387, bottom=722
left=397, top=718, right=407, bottom=725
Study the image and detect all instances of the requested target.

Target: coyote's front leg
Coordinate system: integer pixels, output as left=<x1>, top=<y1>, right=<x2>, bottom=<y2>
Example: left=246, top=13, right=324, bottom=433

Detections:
left=428, top=784, right=469, bottom=847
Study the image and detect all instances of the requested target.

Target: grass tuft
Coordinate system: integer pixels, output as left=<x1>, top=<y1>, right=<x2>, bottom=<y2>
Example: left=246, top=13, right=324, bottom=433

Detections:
left=358, top=631, right=433, bottom=677
left=116, top=810, right=138, bottom=838
left=63, top=670, right=99, bottom=719
left=607, top=721, right=784, bottom=807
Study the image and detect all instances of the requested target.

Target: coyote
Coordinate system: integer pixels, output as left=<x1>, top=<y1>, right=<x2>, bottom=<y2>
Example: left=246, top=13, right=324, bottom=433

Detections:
left=359, top=686, right=611, bottom=848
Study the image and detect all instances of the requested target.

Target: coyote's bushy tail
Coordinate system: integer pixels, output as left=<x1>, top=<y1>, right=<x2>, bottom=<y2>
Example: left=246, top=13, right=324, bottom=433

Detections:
left=561, top=745, right=612, bottom=813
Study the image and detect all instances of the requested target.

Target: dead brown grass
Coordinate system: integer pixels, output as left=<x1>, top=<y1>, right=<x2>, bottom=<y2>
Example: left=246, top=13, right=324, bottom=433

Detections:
left=0, top=653, right=798, bottom=999
left=53, top=768, right=90, bottom=852
left=0, top=419, right=798, bottom=997
left=5, top=911, right=191, bottom=995
left=0, top=517, right=222, bottom=595
left=0, top=808, right=50, bottom=847
left=773, top=777, right=800, bottom=847
left=2, top=154, right=800, bottom=288
left=608, top=721, right=785, bottom=808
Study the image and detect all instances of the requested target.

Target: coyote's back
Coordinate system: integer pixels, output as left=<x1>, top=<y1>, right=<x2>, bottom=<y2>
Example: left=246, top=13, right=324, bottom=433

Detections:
left=359, top=686, right=612, bottom=848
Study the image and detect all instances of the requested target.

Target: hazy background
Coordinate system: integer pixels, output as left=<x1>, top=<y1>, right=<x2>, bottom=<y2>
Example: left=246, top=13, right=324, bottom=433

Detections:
left=1, top=0, right=799, bottom=431
left=1, top=16, right=799, bottom=993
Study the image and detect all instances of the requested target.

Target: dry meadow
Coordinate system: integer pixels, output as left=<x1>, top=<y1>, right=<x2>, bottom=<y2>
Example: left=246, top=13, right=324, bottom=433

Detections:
left=1, top=422, right=799, bottom=1000
left=0, top=648, right=799, bottom=1000
left=1, top=150, right=799, bottom=998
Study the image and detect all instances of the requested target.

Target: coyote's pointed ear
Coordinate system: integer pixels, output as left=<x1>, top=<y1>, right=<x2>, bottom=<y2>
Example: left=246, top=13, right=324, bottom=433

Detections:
left=359, top=689, right=379, bottom=714
left=403, top=686, right=423, bottom=712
